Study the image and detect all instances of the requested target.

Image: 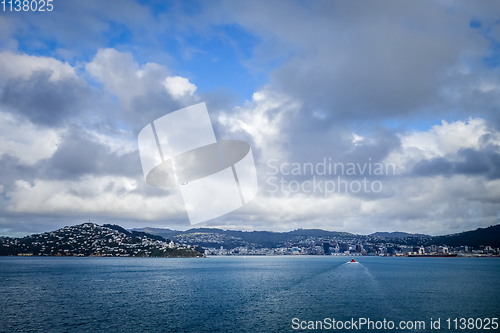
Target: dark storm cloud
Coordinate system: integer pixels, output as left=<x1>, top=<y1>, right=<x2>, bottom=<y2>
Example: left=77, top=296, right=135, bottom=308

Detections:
left=42, top=128, right=142, bottom=180
left=2, top=0, right=497, bottom=126
left=0, top=70, right=90, bottom=127
left=267, top=8, right=479, bottom=120
left=0, top=128, right=144, bottom=205
left=279, top=126, right=401, bottom=199
left=209, top=0, right=497, bottom=123
left=344, top=128, right=401, bottom=164
left=280, top=110, right=402, bottom=171
left=0, top=154, right=39, bottom=217
left=411, top=157, right=455, bottom=177
left=412, top=145, right=500, bottom=179
left=0, top=154, right=39, bottom=188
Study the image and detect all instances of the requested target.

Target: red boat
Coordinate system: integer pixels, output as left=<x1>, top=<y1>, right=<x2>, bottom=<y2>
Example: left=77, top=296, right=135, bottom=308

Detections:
left=350, top=258, right=356, bottom=262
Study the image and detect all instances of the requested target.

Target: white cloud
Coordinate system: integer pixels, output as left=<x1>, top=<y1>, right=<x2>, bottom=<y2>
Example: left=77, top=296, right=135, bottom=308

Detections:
left=0, top=111, right=61, bottom=165
left=0, top=51, right=77, bottom=84
left=0, top=47, right=498, bottom=236
left=197, top=116, right=500, bottom=235
left=352, top=133, right=364, bottom=145
left=89, top=130, right=137, bottom=156
left=1, top=4, right=500, bottom=237
left=86, top=48, right=200, bottom=111
left=219, top=88, right=300, bottom=163
left=5, top=175, right=188, bottom=221
left=386, top=118, right=496, bottom=173
left=86, top=48, right=170, bottom=108
left=163, top=76, right=197, bottom=99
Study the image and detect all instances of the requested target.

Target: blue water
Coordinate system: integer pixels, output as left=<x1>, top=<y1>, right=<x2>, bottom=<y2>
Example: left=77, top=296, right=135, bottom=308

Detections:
left=0, top=256, right=499, bottom=332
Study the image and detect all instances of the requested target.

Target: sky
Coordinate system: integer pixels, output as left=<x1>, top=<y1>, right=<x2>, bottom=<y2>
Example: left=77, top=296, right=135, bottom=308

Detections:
left=0, top=0, right=500, bottom=237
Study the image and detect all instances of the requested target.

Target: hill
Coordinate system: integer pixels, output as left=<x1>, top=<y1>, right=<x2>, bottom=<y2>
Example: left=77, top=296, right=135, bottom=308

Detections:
left=0, top=223, right=202, bottom=257
left=370, top=231, right=429, bottom=238
left=426, top=224, right=500, bottom=248
left=131, top=227, right=355, bottom=249
left=134, top=224, right=499, bottom=250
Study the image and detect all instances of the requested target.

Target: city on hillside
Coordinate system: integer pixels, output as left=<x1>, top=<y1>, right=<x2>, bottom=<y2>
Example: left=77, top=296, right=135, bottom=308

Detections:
left=198, top=236, right=497, bottom=257
left=0, top=223, right=203, bottom=258
left=1, top=223, right=498, bottom=258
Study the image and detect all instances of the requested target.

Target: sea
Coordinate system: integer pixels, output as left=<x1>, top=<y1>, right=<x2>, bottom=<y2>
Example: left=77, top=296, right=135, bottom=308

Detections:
left=0, top=256, right=499, bottom=332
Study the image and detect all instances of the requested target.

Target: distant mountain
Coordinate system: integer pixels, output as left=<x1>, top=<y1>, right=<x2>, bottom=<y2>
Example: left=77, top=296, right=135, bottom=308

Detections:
left=370, top=231, right=429, bottom=238
left=0, top=223, right=202, bottom=257
left=288, top=229, right=353, bottom=237
left=104, top=224, right=167, bottom=242
left=425, top=224, right=500, bottom=248
left=134, top=224, right=499, bottom=249
left=131, top=227, right=355, bottom=249
left=131, top=227, right=183, bottom=240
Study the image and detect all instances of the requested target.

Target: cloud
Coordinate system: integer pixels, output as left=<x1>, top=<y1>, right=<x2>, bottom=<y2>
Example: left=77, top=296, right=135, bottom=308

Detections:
left=85, top=48, right=171, bottom=108
left=0, top=111, right=60, bottom=165
left=86, top=48, right=199, bottom=131
left=1, top=70, right=90, bottom=127
left=0, top=51, right=77, bottom=83
left=0, top=154, right=39, bottom=191
left=41, top=127, right=142, bottom=180
left=0, top=47, right=213, bottom=232
left=164, top=76, right=197, bottom=98
left=1, top=2, right=500, bottom=237
left=386, top=118, right=497, bottom=173
left=0, top=52, right=95, bottom=127
left=194, top=0, right=497, bottom=126
left=218, top=87, right=300, bottom=162
left=412, top=146, right=500, bottom=179
left=197, top=116, right=500, bottom=235
left=4, top=175, right=188, bottom=222
left=0, top=0, right=153, bottom=59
